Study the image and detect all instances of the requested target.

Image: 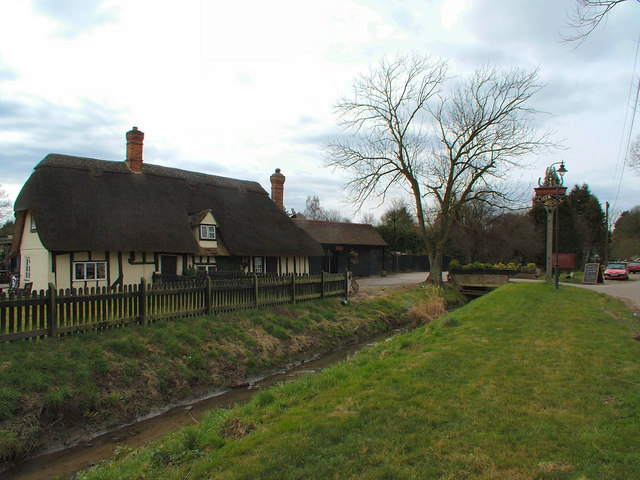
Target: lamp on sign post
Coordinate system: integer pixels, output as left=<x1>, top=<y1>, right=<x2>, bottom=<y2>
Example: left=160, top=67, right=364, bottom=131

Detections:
left=534, top=161, right=567, bottom=289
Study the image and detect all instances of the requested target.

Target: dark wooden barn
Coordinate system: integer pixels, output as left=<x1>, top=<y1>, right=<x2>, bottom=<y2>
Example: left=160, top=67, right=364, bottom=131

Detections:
left=292, top=218, right=387, bottom=277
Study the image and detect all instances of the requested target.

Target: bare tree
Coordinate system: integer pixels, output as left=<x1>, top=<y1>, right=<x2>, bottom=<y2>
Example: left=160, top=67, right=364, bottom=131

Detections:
left=300, top=196, right=350, bottom=222
left=302, top=196, right=327, bottom=220
left=325, top=209, right=351, bottom=223
left=630, top=135, right=640, bottom=174
left=0, top=187, right=12, bottom=223
left=327, top=55, right=555, bottom=285
left=360, top=212, right=377, bottom=225
left=562, top=0, right=633, bottom=45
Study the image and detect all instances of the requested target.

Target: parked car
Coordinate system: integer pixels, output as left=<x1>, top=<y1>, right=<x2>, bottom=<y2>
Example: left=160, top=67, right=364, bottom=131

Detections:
left=604, top=262, right=629, bottom=280
left=627, top=261, right=640, bottom=274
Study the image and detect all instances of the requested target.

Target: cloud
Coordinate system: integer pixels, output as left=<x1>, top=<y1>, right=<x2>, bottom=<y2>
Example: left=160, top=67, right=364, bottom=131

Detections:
left=32, top=0, right=119, bottom=38
left=0, top=63, right=18, bottom=82
left=0, top=96, right=127, bottom=185
left=0, top=98, right=24, bottom=119
left=440, top=0, right=466, bottom=30
left=1, top=0, right=639, bottom=219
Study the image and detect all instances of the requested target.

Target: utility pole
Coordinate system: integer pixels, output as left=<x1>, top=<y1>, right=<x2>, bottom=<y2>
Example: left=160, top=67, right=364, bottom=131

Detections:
left=604, top=201, right=609, bottom=265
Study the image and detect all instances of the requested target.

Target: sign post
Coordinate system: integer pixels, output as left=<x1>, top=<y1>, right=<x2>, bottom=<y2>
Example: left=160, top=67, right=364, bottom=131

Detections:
left=583, top=263, right=603, bottom=284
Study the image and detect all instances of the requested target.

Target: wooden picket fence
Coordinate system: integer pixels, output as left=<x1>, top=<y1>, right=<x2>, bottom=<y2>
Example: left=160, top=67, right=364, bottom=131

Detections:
left=0, top=272, right=349, bottom=342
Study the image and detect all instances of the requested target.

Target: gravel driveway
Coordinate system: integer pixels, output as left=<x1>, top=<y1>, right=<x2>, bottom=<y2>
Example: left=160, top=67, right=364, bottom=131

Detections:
left=356, top=272, right=430, bottom=290
left=357, top=272, right=640, bottom=312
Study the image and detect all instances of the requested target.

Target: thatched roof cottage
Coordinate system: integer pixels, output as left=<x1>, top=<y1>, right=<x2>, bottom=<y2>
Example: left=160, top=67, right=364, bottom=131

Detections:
left=12, top=127, right=324, bottom=291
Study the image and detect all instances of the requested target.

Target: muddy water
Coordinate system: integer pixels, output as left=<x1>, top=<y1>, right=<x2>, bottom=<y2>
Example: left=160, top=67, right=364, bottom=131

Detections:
left=4, top=328, right=406, bottom=480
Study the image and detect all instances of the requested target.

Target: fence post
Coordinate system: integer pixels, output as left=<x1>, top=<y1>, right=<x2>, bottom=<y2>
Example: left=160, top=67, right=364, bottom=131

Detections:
left=205, top=276, right=213, bottom=315
left=47, top=283, right=57, bottom=340
left=292, top=274, right=296, bottom=304
left=321, top=270, right=325, bottom=300
left=254, top=274, right=259, bottom=308
left=139, top=277, right=147, bottom=326
left=345, top=269, right=349, bottom=301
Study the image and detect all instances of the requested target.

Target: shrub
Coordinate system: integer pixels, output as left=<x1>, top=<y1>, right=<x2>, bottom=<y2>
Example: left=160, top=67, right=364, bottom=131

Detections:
left=451, top=261, right=520, bottom=275
left=448, top=259, right=461, bottom=271
left=407, top=294, right=446, bottom=326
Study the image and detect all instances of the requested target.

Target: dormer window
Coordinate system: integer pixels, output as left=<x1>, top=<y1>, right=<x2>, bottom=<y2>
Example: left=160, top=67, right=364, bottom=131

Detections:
left=200, top=224, right=217, bottom=240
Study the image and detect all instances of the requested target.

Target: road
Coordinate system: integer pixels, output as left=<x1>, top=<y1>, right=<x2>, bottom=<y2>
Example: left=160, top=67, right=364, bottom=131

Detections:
left=357, top=272, right=640, bottom=312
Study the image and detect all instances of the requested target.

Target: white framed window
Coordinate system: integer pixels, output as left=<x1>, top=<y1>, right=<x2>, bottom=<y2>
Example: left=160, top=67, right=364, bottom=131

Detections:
left=74, top=261, right=107, bottom=281
left=30, top=215, right=37, bottom=232
left=24, top=257, right=31, bottom=280
left=200, top=224, right=217, bottom=240
left=254, top=256, right=263, bottom=273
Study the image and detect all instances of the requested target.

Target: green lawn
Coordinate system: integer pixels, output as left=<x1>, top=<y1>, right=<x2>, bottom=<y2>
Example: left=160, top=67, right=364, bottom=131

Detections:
left=77, top=283, right=640, bottom=480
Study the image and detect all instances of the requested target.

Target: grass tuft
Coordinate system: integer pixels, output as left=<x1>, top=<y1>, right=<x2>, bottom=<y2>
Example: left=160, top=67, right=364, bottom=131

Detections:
left=220, top=416, right=255, bottom=439
left=407, top=291, right=446, bottom=326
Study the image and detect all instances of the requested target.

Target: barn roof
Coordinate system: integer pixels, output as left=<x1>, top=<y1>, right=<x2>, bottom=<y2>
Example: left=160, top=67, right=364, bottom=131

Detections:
left=14, top=154, right=324, bottom=257
left=292, top=218, right=387, bottom=247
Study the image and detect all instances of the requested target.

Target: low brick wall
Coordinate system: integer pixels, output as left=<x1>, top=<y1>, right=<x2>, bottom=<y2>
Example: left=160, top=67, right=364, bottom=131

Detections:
left=449, top=273, right=509, bottom=287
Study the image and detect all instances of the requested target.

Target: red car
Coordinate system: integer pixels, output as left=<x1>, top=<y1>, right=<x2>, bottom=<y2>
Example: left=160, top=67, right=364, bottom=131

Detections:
left=604, top=262, right=629, bottom=280
left=628, top=261, right=640, bottom=274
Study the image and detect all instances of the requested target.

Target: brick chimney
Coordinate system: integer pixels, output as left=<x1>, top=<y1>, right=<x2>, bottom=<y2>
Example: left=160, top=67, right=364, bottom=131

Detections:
left=270, top=168, right=285, bottom=210
left=125, top=126, right=144, bottom=173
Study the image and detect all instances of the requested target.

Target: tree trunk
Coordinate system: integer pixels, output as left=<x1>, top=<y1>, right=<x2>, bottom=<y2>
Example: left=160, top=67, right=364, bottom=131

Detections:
left=426, top=250, right=444, bottom=286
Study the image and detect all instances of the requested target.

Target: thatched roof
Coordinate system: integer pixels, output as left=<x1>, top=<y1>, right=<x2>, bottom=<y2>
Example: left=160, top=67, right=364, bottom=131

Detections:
left=292, top=218, right=387, bottom=247
left=14, top=154, right=324, bottom=257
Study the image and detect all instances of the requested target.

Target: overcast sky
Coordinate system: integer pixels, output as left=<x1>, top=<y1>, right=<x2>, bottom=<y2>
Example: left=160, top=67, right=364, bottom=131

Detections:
left=1, top=0, right=639, bottom=223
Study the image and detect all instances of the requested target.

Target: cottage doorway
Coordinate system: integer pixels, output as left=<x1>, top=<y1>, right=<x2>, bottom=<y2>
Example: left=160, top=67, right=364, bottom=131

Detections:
left=322, top=254, right=338, bottom=274
left=161, top=255, right=177, bottom=275
left=266, top=256, right=277, bottom=274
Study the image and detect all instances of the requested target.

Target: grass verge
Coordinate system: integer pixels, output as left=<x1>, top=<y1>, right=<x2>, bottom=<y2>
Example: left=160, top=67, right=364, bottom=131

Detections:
left=77, top=283, right=640, bottom=480
left=0, top=286, right=450, bottom=466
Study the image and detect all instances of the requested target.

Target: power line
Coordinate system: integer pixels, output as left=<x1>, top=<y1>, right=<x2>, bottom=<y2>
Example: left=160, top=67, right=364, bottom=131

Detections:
left=610, top=29, right=640, bottom=215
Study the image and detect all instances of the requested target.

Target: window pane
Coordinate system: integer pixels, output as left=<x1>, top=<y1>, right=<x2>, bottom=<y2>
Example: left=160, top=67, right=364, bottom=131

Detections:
left=200, top=224, right=217, bottom=240
left=75, top=263, right=85, bottom=280
left=97, top=262, right=106, bottom=280
left=86, top=263, right=96, bottom=280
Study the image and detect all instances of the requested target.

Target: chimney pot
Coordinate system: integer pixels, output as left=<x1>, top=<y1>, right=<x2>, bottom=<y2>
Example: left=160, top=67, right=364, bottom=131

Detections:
left=270, top=168, right=285, bottom=210
left=126, top=126, right=144, bottom=173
